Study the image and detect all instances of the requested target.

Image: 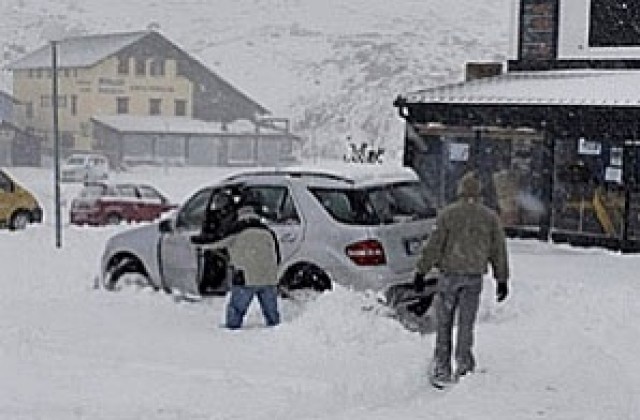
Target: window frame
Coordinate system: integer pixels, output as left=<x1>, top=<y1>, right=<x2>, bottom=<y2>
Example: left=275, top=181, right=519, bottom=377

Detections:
left=149, top=98, right=162, bottom=116
left=116, top=97, right=129, bottom=114
left=174, top=99, right=187, bottom=116
left=135, top=58, right=146, bottom=76
left=117, top=56, right=130, bottom=75
left=244, top=185, right=300, bottom=224
left=175, top=187, right=213, bottom=230
left=149, top=59, right=165, bottom=76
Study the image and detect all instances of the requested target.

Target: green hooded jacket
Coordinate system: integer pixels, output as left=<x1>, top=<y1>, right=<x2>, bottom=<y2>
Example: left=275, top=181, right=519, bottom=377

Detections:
left=416, top=173, right=509, bottom=283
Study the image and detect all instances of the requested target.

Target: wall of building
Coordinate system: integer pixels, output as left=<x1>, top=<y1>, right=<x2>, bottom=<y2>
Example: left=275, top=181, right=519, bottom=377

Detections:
left=13, top=55, right=193, bottom=153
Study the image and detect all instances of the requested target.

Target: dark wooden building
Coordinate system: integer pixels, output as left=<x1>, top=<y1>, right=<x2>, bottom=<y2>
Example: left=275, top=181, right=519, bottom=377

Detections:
left=395, top=0, right=640, bottom=251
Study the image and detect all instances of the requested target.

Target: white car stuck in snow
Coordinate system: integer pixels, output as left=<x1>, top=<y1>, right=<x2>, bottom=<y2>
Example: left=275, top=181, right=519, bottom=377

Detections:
left=100, top=165, right=436, bottom=297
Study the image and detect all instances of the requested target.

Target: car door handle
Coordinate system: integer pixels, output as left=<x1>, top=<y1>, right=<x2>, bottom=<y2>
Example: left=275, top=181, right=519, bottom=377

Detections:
left=280, top=232, right=297, bottom=242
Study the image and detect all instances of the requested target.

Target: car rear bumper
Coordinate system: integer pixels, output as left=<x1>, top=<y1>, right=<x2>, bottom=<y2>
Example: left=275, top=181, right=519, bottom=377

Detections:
left=328, top=263, right=414, bottom=292
left=70, top=210, right=103, bottom=225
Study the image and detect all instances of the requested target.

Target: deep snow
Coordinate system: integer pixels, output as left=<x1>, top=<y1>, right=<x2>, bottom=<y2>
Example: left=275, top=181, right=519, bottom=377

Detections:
left=2, top=164, right=640, bottom=420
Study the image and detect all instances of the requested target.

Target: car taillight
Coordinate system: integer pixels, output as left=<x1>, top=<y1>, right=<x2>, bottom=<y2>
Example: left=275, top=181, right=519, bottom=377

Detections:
left=346, top=239, right=386, bottom=266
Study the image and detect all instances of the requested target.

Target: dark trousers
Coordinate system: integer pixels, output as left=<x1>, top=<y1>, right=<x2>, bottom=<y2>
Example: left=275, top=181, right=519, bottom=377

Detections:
left=225, top=285, right=280, bottom=329
left=433, top=274, right=483, bottom=378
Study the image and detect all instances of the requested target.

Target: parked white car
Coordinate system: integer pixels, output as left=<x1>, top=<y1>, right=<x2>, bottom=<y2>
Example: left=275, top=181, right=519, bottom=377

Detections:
left=61, top=153, right=109, bottom=182
left=100, top=165, right=436, bottom=297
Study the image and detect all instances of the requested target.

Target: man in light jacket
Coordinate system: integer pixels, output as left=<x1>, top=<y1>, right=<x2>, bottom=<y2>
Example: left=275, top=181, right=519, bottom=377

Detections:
left=415, top=171, right=510, bottom=387
left=218, top=190, right=281, bottom=329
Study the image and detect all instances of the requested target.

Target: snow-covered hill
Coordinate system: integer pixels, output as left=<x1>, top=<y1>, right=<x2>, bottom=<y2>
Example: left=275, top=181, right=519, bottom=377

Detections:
left=0, top=0, right=512, bottom=158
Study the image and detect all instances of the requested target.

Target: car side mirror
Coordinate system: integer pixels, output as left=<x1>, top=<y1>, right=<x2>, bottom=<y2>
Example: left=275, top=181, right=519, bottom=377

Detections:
left=158, top=219, right=173, bottom=233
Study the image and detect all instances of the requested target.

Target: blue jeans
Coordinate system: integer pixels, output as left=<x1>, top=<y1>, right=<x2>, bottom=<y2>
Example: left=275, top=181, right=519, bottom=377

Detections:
left=226, top=285, right=280, bottom=329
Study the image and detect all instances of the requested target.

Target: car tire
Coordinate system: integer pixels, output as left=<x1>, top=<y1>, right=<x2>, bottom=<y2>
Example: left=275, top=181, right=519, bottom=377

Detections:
left=106, top=213, right=122, bottom=225
left=280, top=263, right=332, bottom=295
left=9, top=210, right=30, bottom=230
left=103, top=255, right=152, bottom=291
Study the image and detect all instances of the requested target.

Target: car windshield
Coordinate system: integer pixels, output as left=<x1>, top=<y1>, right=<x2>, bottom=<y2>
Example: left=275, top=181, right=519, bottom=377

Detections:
left=309, top=181, right=435, bottom=225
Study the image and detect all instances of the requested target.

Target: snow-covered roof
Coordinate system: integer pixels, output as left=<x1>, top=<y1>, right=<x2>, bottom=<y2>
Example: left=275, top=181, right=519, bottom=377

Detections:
left=402, top=70, right=640, bottom=107
left=92, top=115, right=229, bottom=135
left=92, top=115, right=298, bottom=137
left=8, top=31, right=149, bottom=70
left=225, top=163, right=419, bottom=187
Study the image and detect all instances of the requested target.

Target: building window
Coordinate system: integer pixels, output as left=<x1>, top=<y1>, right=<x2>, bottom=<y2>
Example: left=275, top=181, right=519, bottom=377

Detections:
left=174, top=99, right=187, bottom=116
left=135, top=58, right=146, bottom=76
left=149, top=98, right=162, bottom=115
left=25, top=102, right=34, bottom=119
left=36, top=69, right=42, bottom=78
left=149, top=59, right=165, bottom=76
left=116, top=97, right=129, bottom=114
left=63, top=69, right=71, bottom=77
left=117, top=57, right=130, bottom=75
left=590, top=0, right=640, bottom=47
left=28, top=69, right=34, bottom=78
left=70, top=95, right=78, bottom=116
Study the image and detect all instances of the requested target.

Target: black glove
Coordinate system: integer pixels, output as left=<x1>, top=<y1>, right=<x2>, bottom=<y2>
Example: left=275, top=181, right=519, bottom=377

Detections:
left=232, top=268, right=246, bottom=286
left=496, top=281, right=509, bottom=302
left=407, top=294, right=434, bottom=317
left=413, top=272, right=426, bottom=292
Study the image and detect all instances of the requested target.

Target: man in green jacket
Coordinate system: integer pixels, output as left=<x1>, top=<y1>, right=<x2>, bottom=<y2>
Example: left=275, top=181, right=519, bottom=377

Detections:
left=415, top=171, right=510, bottom=387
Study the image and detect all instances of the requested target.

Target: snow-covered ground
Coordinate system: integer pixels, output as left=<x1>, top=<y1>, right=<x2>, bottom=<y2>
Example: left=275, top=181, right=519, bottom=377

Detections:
left=2, top=164, right=640, bottom=419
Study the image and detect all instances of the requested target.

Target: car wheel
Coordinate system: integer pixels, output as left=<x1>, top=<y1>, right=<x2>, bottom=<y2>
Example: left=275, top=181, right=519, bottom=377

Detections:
left=103, top=255, right=152, bottom=291
left=106, top=213, right=122, bottom=225
left=280, top=263, right=332, bottom=296
left=9, top=210, right=30, bottom=230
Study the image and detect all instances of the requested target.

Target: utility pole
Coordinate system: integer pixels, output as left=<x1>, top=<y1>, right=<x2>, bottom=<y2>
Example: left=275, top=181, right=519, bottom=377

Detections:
left=51, top=40, right=62, bottom=248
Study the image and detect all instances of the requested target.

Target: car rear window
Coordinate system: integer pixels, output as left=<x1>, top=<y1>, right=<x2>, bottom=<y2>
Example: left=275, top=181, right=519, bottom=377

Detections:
left=115, top=185, right=138, bottom=198
left=66, top=157, right=86, bottom=165
left=79, top=185, right=107, bottom=198
left=309, top=181, right=435, bottom=225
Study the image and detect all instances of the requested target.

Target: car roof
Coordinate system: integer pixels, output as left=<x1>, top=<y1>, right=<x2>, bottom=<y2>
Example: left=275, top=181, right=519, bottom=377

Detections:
left=81, top=181, right=147, bottom=189
left=223, top=164, right=419, bottom=188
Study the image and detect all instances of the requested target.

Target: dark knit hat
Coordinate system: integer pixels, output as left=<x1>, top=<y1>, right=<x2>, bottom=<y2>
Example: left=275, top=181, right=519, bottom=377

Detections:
left=457, top=171, right=481, bottom=197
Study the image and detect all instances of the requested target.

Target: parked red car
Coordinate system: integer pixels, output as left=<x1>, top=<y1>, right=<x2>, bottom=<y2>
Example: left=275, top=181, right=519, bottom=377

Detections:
left=70, top=182, right=177, bottom=226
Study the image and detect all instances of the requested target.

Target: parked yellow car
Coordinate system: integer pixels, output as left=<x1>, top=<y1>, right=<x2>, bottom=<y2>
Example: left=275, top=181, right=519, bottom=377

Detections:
left=0, top=169, right=43, bottom=230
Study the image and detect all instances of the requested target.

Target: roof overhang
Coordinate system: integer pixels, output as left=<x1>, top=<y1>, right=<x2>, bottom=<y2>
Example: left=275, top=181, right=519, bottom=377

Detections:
left=398, top=69, right=640, bottom=108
